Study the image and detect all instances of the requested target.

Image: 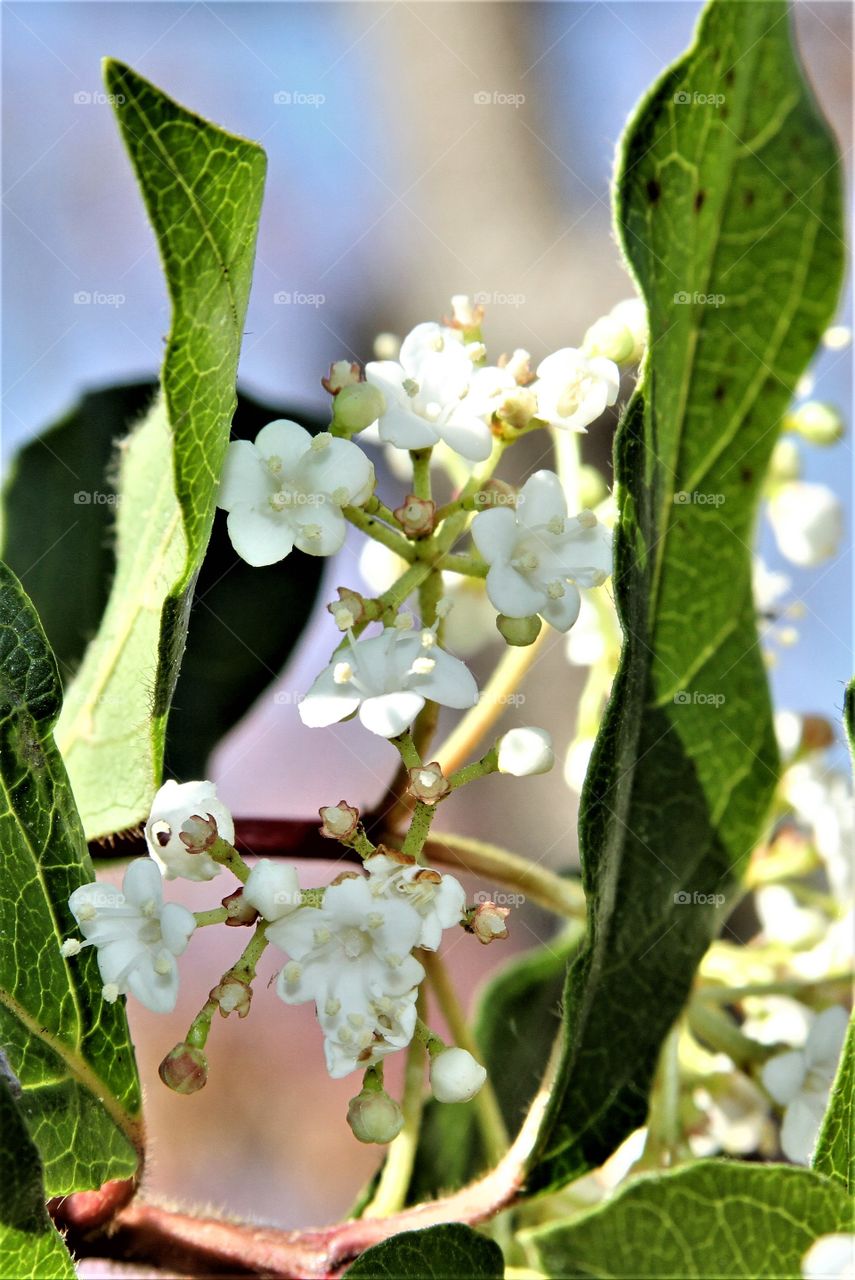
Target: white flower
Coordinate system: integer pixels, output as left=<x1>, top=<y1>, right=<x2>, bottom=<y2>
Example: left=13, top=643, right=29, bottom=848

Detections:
left=497, top=726, right=554, bottom=776
left=299, top=626, right=478, bottom=738
left=65, top=859, right=195, bottom=1013
left=761, top=1005, right=849, bottom=1163
left=243, top=860, right=302, bottom=922
left=782, top=760, right=854, bottom=900
left=472, top=470, right=612, bottom=632
left=753, top=557, right=792, bottom=619
left=365, top=322, right=493, bottom=461
left=564, top=736, right=596, bottom=794
left=609, top=297, right=648, bottom=364
left=534, top=347, right=620, bottom=432
left=217, top=420, right=374, bottom=566
left=802, top=1234, right=855, bottom=1280
left=430, top=1047, right=487, bottom=1103
left=267, top=876, right=425, bottom=1078
left=767, top=481, right=843, bottom=567
left=755, top=885, right=825, bottom=949
left=364, top=853, right=465, bottom=950
left=145, top=779, right=234, bottom=882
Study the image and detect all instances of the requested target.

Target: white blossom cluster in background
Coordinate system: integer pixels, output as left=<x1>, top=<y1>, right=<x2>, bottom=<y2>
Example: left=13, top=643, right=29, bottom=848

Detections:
left=61, top=297, right=850, bottom=1158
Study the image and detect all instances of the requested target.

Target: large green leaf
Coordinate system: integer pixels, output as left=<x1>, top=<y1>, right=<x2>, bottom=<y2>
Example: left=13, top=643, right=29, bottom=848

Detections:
left=531, top=0, right=844, bottom=1190
left=2, top=383, right=324, bottom=781
left=0, top=1076, right=74, bottom=1279
left=55, top=62, right=266, bottom=838
left=0, top=562, right=141, bottom=1194
left=812, top=1000, right=854, bottom=1191
left=343, top=1224, right=503, bottom=1279
left=529, top=1161, right=853, bottom=1278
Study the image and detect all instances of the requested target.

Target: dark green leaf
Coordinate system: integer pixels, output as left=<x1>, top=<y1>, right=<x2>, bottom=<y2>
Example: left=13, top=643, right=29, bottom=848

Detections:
left=531, top=0, right=844, bottom=1190
left=2, top=383, right=325, bottom=781
left=0, top=1074, right=74, bottom=1278
left=0, top=562, right=141, bottom=1193
left=529, top=1161, right=854, bottom=1278
left=54, top=62, right=266, bottom=838
left=812, top=996, right=854, bottom=1192
left=343, top=1224, right=503, bottom=1279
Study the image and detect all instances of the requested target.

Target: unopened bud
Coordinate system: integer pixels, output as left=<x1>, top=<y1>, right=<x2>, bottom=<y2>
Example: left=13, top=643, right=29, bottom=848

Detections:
left=158, top=1043, right=208, bottom=1095
left=407, top=761, right=451, bottom=803
left=394, top=495, right=436, bottom=537
left=333, top=382, right=386, bottom=435
left=496, top=613, right=542, bottom=647
left=582, top=315, right=634, bottom=364
left=768, top=439, right=801, bottom=484
left=327, top=587, right=366, bottom=631
left=429, top=1047, right=487, bottom=1104
left=209, top=976, right=252, bottom=1019
left=497, top=726, right=554, bottom=777
left=322, top=360, right=361, bottom=395
left=179, top=813, right=218, bottom=853
left=347, top=1089, right=404, bottom=1144
left=784, top=401, right=844, bottom=446
left=608, top=298, right=647, bottom=364
left=320, top=801, right=360, bottom=841
left=221, top=887, right=259, bottom=928
left=373, top=332, right=400, bottom=360
left=465, top=901, right=510, bottom=944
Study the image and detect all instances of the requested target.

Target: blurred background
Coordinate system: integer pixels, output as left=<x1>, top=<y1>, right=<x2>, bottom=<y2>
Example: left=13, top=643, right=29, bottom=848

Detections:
left=2, top=0, right=851, bottom=1234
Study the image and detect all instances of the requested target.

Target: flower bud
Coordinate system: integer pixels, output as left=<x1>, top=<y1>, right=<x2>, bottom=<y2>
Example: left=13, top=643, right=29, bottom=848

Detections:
left=497, top=348, right=534, bottom=385
left=496, top=613, right=542, bottom=647
left=407, top=761, right=451, bottom=803
left=447, top=294, right=484, bottom=331
left=319, top=801, right=360, bottom=841
left=768, top=439, right=801, bottom=484
left=221, top=886, right=259, bottom=927
left=784, top=401, right=844, bottom=446
left=347, top=1088, right=404, bottom=1144
left=394, top=495, right=436, bottom=538
left=209, top=975, right=252, bottom=1019
left=465, top=901, right=510, bottom=944
left=243, top=860, right=301, bottom=922
left=373, top=332, right=400, bottom=360
left=608, top=298, right=647, bottom=364
left=327, top=587, right=366, bottom=631
left=582, top=315, right=635, bottom=364
left=158, top=1043, right=208, bottom=1095
left=430, top=1048, right=487, bottom=1104
left=768, top=481, right=843, bottom=566
left=497, top=726, right=554, bottom=777
left=332, top=383, right=386, bottom=435
left=321, top=360, right=361, bottom=394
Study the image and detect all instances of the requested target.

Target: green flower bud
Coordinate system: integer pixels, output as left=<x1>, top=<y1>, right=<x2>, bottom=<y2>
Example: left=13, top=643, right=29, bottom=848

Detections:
left=496, top=613, right=542, bottom=647
left=332, top=383, right=386, bottom=435
left=582, top=315, right=634, bottom=364
left=158, top=1043, right=208, bottom=1095
left=767, top=438, right=801, bottom=486
left=346, top=1088, right=404, bottom=1144
left=784, top=401, right=844, bottom=446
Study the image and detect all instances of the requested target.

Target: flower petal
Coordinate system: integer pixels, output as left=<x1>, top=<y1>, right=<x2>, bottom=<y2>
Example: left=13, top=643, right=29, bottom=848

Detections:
left=485, top=562, right=546, bottom=618
left=378, top=403, right=439, bottom=450
left=226, top=506, right=295, bottom=567
left=294, top=436, right=375, bottom=507
left=160, top=903, right=197, bottom=956
left=517, top=470, right=567, bottom=530
left=217, top=440, right=269, bottom=511
left=359, top=691, right=425, bottom=737
left=292, top=500, right=347, bottom=557
left=436, top=410, right=493, bottom=462
left=407, top=647, right=478, bottom=711
left=470, top=507, right=518, bottom=564
left=539, top=584, right=582, bottom=632
left=122, top=857, right=165, bottom=908
left=254, top=419, right=312, bottom=470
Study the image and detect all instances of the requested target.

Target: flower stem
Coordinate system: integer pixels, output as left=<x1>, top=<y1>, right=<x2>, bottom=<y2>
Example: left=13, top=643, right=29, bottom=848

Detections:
left=433, top=626, right=550, bottom=775
left=211, top=838, right=251, bottom=885
left=401, top=801, right=436, bottom=863
left=410, top=448, right=433, bottom=502
left=193, top=907, right=229, bottom=927
left=422, top=832, right=586, bottom=920
left=449, top=747, right=498, bottom=790
left=437, top=552, right=488, bottom=578
left=361, top=999, right=427, bottom=1218
left=421, top=950, right=509, bottom=1167
left=696, top=971, right=853, bottom=1004
left=344, top=507, right=416, bottom=561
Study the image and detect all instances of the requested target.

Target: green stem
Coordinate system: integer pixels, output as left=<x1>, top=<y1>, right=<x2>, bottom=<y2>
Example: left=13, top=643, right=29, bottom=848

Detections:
left=411, top=448, right=433, bottom=502
left=687, top=1000, right=773, bottom=1066
left=421, top=832, right=586, bottom=920
left=392, top=731, right=422, bottom=770
left=345, top=507, right=416, bottom=561
left=211, top=838, right=251, bottom=885
left=186, top=999, right=218, bottom=1051
left=697, top=971, right=854, bottom=1004
left=229, top=922, right=269, bottom=984
left=421, top=950, right=509, bottom=1167
left=401, top=801, right=436, bottom=863
left=437, top=552, right=488, bottom=578
left=193, top=907, right=229, bottom=927
left=361, top=998, right=428, bottom=1218
left=364, top=495, right=401, bottom=528
left=449, top=747, right=498, bottom=790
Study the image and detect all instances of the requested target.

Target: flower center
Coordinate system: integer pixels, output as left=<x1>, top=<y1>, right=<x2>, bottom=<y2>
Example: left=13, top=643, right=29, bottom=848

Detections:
left=339, top=925, right=371, bottom=959
left=556, top=372, right=593, bottom=418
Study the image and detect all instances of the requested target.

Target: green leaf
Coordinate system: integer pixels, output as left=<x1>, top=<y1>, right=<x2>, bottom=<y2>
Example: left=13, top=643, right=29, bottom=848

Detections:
left=0, top=562, right=141, bottom=1193
left=2, top=383, right=324, bottom=782
left=812, top=1004, right=854, bottom=1192
left=531, top=0, right=844, bottom=1190
left=343, top=1224, right=503, bottom=1279
left=54, top=61, right=266, bottom=838
left=529, top=1161, right=853, bottom=1278
left=0, top=1075, right=74, bottom=1279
